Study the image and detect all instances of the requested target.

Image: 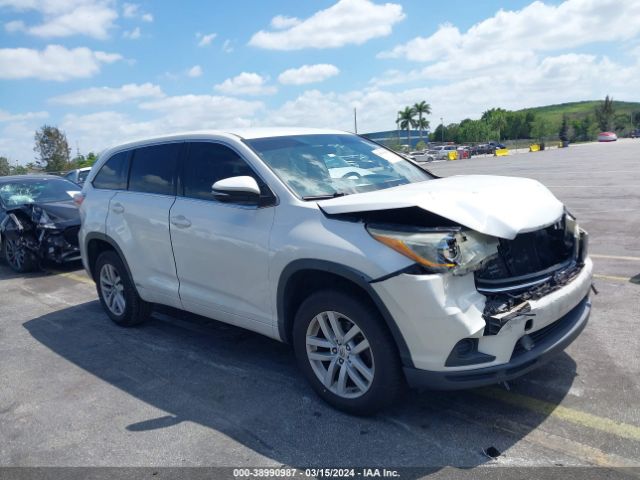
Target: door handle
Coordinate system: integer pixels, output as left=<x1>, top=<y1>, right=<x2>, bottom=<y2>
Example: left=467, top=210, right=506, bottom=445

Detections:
left=111, top=202, right=124, bottom=214
left=170, top=215, right=192, bottom=228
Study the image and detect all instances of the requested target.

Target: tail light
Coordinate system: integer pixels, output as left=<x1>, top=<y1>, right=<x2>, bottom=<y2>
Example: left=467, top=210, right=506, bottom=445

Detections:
left=73, top=193, right=85, bottom=206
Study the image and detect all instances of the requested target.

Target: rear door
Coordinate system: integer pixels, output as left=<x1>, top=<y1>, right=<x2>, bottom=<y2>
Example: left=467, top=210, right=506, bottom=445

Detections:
left=169, top=141, right=276, bottom=330
left=106, top=142, right=183, bottom=308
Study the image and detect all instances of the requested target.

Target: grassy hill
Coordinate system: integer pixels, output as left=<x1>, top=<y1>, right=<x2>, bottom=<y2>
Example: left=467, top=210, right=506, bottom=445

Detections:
left=517, top=100, right=640, bottom=125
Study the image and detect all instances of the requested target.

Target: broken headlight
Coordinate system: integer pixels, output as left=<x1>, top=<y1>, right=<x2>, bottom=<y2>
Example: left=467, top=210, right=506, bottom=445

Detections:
left=367, top=225, right=499, bottom=275
left=31, top=206, right=58, bottom=229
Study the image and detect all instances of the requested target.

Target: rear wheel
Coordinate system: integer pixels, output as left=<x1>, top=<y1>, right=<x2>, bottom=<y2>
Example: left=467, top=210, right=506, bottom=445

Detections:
left=3, top=237, right=37, bottom=273
left=95, top=250, right=152, bottom=327
left=293, top=290, right=404, bottom=415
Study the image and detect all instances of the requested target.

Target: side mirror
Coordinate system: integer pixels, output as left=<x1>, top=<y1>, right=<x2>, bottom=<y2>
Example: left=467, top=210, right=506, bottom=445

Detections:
left=212, top=176, right=261, bottom=203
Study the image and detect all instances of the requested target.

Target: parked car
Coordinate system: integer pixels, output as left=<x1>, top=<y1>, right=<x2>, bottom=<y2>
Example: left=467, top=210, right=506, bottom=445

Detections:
left=63, top=167, right=92, bottom=186
left=471, top=144, right=492, bottom=155
left=79, top=128, right=592, bottom=415
left=410, top=151, right=435, bottom=163
left=630, top=129, right=640, bottom=138
left=0, top=175, right=82, bottom=272
left=598, top=132, right=618, bottom=142
left=430, top=145, right=457, bottom=160
left=488, top=141, right=506, bottom=152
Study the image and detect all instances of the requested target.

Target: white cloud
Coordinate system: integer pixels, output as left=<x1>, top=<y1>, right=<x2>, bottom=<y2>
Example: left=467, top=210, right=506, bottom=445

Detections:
left=4, top=19, right=25, bottom=32
left=0, top=109, right=49, bottom=122
left=49, top=83, right=164, bottom=106
left=249, top=0, right=405, bottom=50
left=197, top=32, right=216, bottom=47
left=270, top=15, right=300, bottom=29
left=122, top=2, right=152, bottom=22
left=214, top=72, right=277, bottom=96
left=278, top=64, right=340, bottom=85
left=0, top=0, right=118, bottom=39
left=123, top=26, right=141, bottom=39
left=139, top=95, right=264, bottom=129
left=57, top=95, right=264, bottom=158
left=222, top=39, right=233, bottom=53
left=187, top=65, right=203, bottom=77
left=122, top=3, right=139, bottom=18
left=0, top=45, right=122, bottom=81
left=379, top=0, right=640, bottom=70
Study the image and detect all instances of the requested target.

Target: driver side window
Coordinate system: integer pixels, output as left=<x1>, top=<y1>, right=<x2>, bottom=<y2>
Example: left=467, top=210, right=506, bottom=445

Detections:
left=184, top=142, right=259, bottom=202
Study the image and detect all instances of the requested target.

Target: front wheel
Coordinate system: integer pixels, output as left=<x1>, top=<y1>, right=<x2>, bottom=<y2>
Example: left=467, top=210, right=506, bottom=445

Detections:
left=293, top=290, right=404, bottom=415
left=3, top=237, right=37, bottom=273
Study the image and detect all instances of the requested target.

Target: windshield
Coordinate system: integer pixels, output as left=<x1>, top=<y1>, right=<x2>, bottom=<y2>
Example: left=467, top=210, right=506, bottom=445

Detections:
left=245, top=134, right=432, bottom=199
left=0, top=178, right=81, bottom=207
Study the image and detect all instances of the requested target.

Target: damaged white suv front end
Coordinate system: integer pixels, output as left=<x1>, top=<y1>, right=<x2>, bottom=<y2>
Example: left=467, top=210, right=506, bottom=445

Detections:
left=318, top=174, right=592, bottom=389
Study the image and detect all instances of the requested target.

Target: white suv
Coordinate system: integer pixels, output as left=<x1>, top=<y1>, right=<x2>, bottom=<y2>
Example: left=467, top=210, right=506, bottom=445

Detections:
left=79, top=128, right=592, bottom=414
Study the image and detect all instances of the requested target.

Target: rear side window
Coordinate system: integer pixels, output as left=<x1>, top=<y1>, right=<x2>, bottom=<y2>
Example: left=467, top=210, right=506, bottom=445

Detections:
left=128, top=143, right=180, bottom=195
left=93, top=151, right=129, bottom=190
left=183, top=142, right=258, bottom=201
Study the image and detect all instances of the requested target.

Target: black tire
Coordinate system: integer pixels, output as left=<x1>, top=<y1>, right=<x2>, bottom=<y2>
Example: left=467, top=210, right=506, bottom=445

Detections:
left=3, top=236, right=37, bottom=273
left=95, top=250, right=152, bottom=327
left=293, top=289, right=405, bottom=415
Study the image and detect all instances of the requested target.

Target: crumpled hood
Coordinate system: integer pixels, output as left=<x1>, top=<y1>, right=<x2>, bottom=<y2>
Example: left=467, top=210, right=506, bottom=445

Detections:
left=37, top=200, right=80, bottom=222
left=318, top=175, right=564, bottom=240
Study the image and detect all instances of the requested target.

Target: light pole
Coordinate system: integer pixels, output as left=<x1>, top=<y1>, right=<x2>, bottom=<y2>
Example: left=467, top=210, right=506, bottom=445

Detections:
left=440, top=117, right=444, bottom=143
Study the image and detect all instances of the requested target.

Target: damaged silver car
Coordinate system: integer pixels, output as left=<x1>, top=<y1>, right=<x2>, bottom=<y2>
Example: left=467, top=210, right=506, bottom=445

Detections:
left=0, top=175, right=82, bottom=272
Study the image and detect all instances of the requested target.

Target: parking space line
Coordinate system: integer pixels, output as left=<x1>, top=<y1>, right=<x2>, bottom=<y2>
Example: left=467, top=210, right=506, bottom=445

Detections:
left=593, top=274, right=634, bottom=282
left=477, top=388, right=640, bottom=442
left=44, top=270, right=94, bottom=285
left=591, top=254, right=640, bottom=261
left=438, top=405, right=640, bottom=467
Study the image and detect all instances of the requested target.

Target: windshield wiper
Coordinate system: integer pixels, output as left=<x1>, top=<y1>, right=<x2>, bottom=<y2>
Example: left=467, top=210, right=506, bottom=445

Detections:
left=302, top=192, right=347, bottom=200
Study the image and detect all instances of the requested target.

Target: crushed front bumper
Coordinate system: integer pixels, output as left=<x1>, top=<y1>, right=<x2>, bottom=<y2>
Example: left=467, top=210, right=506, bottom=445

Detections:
left=371, top=256, right=593, bottom=388
left=403, top=295, right=590, bottom=389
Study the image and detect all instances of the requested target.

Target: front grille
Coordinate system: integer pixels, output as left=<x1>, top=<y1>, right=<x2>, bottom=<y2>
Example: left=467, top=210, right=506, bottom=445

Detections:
left=476, top=220, right=575, bottom=288
left=63, top=226, right=80, bottom=246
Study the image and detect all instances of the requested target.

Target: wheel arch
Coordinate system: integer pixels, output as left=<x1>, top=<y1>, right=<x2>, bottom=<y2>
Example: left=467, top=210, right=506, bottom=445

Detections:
left=277, top=259, right=414, bottom=367
left=84, top=232, right=135, bottom=285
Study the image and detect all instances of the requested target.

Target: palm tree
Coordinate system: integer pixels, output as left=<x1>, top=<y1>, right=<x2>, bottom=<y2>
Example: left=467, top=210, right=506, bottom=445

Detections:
left=413, top=101, right=431, bottom=142
left=398, top=106, right=417, bottom=147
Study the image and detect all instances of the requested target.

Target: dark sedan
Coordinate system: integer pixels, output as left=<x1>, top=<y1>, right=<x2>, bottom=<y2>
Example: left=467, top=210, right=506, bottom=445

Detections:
left=0, top=175, right=82, bottom=272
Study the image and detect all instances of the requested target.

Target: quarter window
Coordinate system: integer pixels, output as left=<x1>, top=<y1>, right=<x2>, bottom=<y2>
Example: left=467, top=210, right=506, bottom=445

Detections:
left=184, top=142, right=258, bottom=201
left=128, top=143, right=180, bottom=195
left=92, top=151, right=129, bottom=190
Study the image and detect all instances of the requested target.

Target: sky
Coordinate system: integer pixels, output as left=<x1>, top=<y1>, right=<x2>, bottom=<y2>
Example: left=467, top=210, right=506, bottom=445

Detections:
left=1, top=0, right=640, bottom=163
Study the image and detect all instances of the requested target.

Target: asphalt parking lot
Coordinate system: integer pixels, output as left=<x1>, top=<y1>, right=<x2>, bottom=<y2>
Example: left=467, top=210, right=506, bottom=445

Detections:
left=1, top=140, right=639, bottom=476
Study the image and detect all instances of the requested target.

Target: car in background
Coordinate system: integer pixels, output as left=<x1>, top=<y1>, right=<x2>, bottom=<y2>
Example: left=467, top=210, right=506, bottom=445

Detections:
left=598, top=132, right=618, bottom=142
left=63, top=167, right=92, bottom=186
left=0, top=175, right=82, bottom=272
left=488, top=141, right=506, bottom=152
left=409, top=151, right=435, bottom=163
left=630, top=129, right=640, bottom=138
left=324, top=155, right=374, bottom=179
left=430, top=145, right=458, bottom=160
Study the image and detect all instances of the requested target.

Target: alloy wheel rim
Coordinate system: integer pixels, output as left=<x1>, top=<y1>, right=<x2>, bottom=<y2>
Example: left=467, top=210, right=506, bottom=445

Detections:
left=99, top=263, right=126, bottom=316
left=305, top=311, right=375, bottom=399
left=5, top=239, right=24, bottom=270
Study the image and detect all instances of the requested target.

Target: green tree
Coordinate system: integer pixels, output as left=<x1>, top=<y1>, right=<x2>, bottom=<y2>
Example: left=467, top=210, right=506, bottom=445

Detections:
left=415, top=140, right=427, bottom=151
left=0, top=156, right=10, bottom=176
left=413, top=101, right=431, bottom=143
left=633, top=111, right=640, bottom=128
left=34, top=125, right=70, bottom=172
left=531, top=117, right=556, bottom=143
left=482, top=108, right=508, bottom=140
left=571, top=115, right=597, bottom=141
left=10, top=164, right=28, bottom=175
left=397, top=106, right=417, bottom=146
left=594, top=95, right=615, bottom=131
left=559, top=115, right=569, bottom=142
